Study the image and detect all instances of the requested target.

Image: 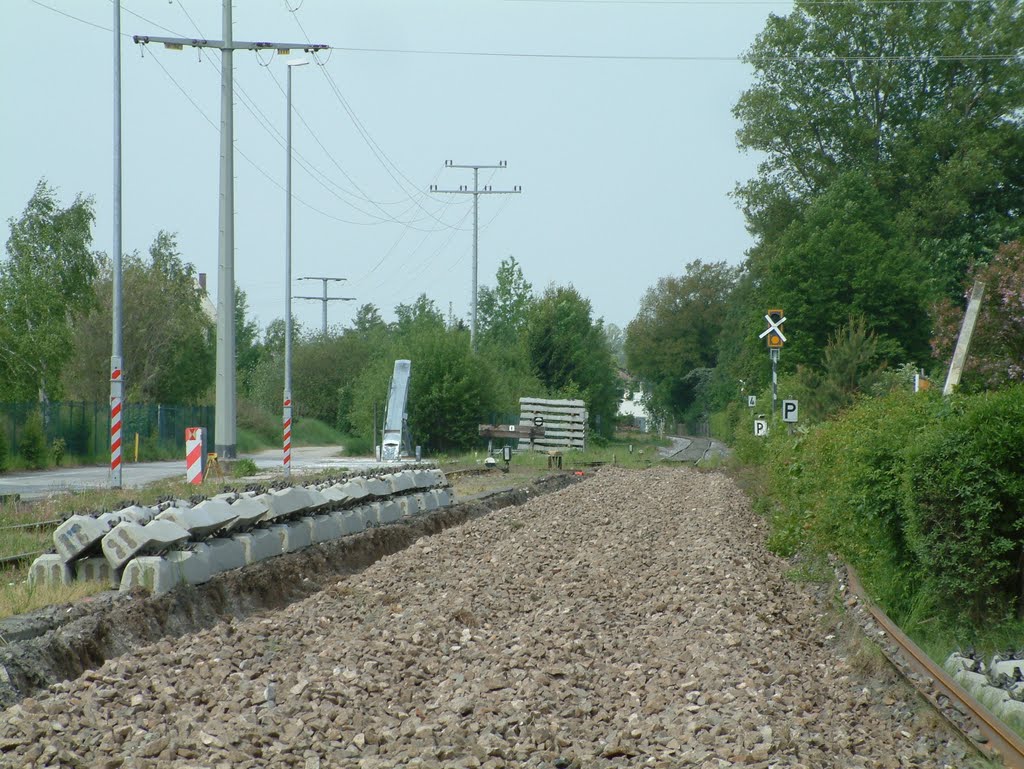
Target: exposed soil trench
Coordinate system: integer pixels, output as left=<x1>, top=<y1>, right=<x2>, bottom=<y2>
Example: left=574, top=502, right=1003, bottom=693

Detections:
left=0, top=474, right=578, bottom=710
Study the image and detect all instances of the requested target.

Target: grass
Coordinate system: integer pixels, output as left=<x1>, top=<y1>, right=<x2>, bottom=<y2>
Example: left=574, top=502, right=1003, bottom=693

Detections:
left=0, top=578, right=110, bottom=621
left=238, top=418, right=346, bottom=454
left=293, top=418, right=346, bottom=447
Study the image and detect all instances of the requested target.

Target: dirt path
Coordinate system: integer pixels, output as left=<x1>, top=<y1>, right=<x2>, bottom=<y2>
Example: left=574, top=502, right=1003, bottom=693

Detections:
left=0, top=467, right=967, bottom=768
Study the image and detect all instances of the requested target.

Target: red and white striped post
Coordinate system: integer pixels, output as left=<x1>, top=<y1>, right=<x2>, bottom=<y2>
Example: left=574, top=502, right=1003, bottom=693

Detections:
left=110, top=360, right=124, bottom=488
left=283, top=395, right=292, bottom=479
left=185, top=427, right=206, bottom=484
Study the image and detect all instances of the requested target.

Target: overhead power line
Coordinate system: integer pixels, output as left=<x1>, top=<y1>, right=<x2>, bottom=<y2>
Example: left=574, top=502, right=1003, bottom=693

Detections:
left=330, top=45, right=1022, bottom=63
left=506, top=0, right=994, bottom=5
left=29, top=2, right=1019, bottom=65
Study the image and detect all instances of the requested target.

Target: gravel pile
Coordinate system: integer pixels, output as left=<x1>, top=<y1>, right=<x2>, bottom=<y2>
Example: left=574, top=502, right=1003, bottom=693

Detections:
left=0, top=467, right=968, bottom=768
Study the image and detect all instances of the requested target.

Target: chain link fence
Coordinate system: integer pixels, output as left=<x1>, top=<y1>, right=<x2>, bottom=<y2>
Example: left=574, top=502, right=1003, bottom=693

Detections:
left=1, top=401, right=215, bottom=462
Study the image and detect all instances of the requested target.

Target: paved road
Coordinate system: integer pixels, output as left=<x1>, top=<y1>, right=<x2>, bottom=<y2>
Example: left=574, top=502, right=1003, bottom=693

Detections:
left=0, top=446, right=398, bottom=500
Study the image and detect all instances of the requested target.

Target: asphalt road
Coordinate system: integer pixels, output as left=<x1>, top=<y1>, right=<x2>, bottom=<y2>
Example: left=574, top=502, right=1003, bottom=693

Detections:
left=0, top=446, right=398, bottom=500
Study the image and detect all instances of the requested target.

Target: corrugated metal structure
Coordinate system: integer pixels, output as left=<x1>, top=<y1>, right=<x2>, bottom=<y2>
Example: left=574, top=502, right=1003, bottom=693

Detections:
left=518, top=397, right=587, bottom=451
left=381, top=360, right=412, bottom=461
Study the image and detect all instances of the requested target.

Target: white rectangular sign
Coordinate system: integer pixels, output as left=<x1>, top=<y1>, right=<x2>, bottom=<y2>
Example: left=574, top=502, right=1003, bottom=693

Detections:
left=782, top=400, right=799, bottom=423
left=747, top=395, right=756, bottom=408
left=753, top=419, right=769, bottom=437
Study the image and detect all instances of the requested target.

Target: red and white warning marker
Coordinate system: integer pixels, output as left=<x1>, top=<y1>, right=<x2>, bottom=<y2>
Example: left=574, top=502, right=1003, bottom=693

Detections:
left=185, top=427, right=205, bottom=485
left=283, top=396, right=293, bottom=478
left=110, top=362, right=124, bottom=487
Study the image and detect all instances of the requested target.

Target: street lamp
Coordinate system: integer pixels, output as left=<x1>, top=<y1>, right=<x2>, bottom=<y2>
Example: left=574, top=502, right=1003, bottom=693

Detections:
left=284, top=58, right=308, bottom=479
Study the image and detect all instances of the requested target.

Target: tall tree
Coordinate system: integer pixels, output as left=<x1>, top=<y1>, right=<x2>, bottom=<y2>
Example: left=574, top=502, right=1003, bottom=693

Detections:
left=735, top=0, right=1024, bottom=294
left=751, top=172, right=931, bottom=370
left=525, top=285, right=620, bottom=437
left=1, top=180, right=98, bottom=403
left=394, top=294, right=445, bottom=336
left=236, top=288, right=262, bottom=397
left=625, top=260, right=740, bottom=422
left=64, top=231, right=215, bottom=404
left=477, top=256, right=535, bottom=346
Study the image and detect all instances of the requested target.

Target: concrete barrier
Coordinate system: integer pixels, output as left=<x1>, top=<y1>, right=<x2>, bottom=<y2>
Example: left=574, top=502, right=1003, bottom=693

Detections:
left=33, top=468, right=455, bottom=595
left=27, top=555, right=73, bottom=587
left=222, top=497, right=270, bottom=532
left=233, top=529, right=282, bottom=565
left=74, top=557, right=119, bottom=588
left=53, top=515, right=113, bottom=563
left=365, top=477, right=392, bottom=498
left=311, top=514, right=344, bottom=544
left=156, top=499, right=238, bottom=538
left=120, top=545, right=212, bottom=593
left=205, top=538, right=247, bottom=572
left=102, top=520, right=191, bottom=570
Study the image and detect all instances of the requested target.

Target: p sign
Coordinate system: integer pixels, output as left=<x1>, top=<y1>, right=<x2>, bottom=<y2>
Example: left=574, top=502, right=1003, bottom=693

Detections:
left=753, top=419, right=769, bottom=437
left=782, top=400, right=799, bottom=423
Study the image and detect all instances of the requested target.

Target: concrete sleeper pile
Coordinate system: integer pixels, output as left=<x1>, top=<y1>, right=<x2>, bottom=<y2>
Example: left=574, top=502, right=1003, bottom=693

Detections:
left=27, top=468, right=452, bottom=596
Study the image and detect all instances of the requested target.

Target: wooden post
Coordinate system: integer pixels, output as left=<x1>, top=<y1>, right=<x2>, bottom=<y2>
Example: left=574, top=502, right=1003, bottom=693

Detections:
left=943, top=280, right=985, bottom=396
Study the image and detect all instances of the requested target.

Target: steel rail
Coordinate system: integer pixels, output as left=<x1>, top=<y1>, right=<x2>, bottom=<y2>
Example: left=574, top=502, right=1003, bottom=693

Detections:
left=846, top=567, right=1024, bottom=769
left=0, top=550, right=46, bottom=568
left=0, top=518, right=62, bottom=532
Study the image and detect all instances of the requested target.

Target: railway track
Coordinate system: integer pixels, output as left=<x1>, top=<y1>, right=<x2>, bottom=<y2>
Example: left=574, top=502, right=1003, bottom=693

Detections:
left=846, top=567, right=1024, bottom=768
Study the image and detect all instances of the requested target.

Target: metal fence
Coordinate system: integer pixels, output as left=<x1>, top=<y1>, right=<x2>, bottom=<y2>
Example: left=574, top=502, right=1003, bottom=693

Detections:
left=1, top=401, right=215, bottom=460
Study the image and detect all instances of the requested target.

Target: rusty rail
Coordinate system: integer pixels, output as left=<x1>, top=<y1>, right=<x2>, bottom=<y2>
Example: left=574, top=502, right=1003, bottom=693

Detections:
left=846, top=568, right=1024, bottom=769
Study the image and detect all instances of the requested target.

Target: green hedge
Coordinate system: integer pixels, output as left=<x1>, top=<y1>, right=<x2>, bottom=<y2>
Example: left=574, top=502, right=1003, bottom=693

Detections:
left=746, top=384, right=1024, bottom=627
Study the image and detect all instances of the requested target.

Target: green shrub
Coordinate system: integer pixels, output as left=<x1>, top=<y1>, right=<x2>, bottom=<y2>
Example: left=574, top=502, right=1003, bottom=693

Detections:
left=759, top=389, right=949, bottom=622
left=19, top=410, right=47, bottom=470
left=904, top=387, right=1024, bottom=623
left=51, top=437, right=66, bottom=467
left=0, top=427, right=7, bottom=473
left=231, top=458, right=259, bottom=478
left=339, top=433, right=374, bottom=457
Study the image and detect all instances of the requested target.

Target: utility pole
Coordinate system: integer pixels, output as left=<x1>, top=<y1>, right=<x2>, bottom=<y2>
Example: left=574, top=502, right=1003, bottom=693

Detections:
left=430, top=161, right=520, bottom=351
left=296, top=277, right=355, bottom=336
left=110, top=0, right=124, bottom=488
left=133, top=4, right=327, bottom=459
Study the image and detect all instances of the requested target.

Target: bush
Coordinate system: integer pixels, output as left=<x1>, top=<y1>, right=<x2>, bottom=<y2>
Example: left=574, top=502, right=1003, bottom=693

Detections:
left=0, top=425, right=7, bottom=473
left=339, top=433, right=374, bottom=457
left=904, top=387, right=1024, bottom=622
left=231, top=458, right=259, bottom=478
left=51, top=437, right=66, bottom=467
left=19, top=410, right=47, bottom=470
left=763, top=389, right=945, bottom=619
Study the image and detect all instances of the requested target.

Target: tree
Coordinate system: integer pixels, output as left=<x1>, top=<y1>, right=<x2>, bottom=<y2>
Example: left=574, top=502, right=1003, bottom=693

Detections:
left=477, top=256, right=535, bottom=346
left=1, top=180, right=98, bottom=403
left=751, top=172, right=931, bottom=370
left=625, top=260, right=739, bottom=422
left=735, top=1, right=1024, bottom=295
left=931, top=241, right=1024, bottom=391
left=351, top=303, right=387, bottom=338
left=525, top=285, right=620, bottom=438
left=603, top=324, right=626, bottom=368
left=236, top=288, right=262, bottom=397
left=63, top=232, right=214, bottom=404
left=347, top=319, right=498, bottom=452
left=394, top=294, right=445, bottom=336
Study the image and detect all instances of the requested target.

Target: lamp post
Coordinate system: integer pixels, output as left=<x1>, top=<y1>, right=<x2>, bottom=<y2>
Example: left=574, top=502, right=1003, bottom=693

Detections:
left=283, top=59, right=308, bottom=479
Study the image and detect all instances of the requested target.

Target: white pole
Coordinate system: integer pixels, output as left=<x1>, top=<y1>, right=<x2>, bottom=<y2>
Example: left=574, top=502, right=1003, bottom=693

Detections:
left=110, top=0, right=124, bottom=488
left=284, top=60, right=308, bottom=479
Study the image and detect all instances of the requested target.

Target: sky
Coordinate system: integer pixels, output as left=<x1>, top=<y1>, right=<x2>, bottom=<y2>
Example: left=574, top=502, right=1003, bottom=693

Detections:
left=1, top=0, right=779, bottom=335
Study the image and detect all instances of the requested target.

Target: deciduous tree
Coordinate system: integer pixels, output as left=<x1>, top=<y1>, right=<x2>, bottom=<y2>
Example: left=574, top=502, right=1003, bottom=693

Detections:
left=1, top=180, right=98, bottom=403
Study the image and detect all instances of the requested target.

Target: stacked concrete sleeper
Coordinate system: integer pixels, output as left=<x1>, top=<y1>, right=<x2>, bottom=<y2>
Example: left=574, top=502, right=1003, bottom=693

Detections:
left=28, top=469, right=452, bottom=596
